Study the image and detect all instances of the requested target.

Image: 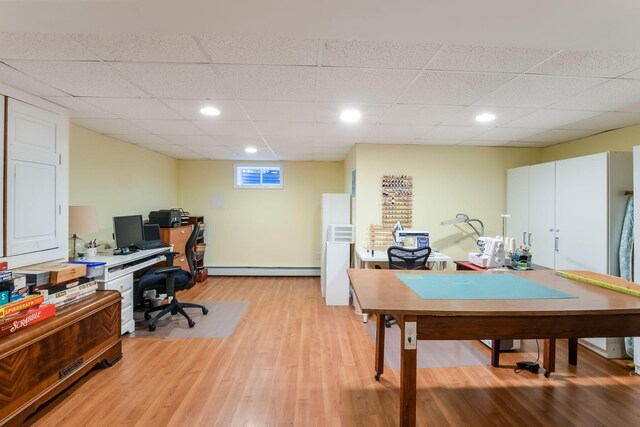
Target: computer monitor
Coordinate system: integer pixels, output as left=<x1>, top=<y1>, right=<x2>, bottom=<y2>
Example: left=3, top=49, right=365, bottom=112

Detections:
left=113, top=215, right=144, bottom=254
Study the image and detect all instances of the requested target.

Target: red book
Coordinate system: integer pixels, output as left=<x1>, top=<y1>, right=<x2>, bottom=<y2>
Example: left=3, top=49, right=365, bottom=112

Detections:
left=0, top=304, right=56, bottom=338
left=0, top=294, right=45, bottom=318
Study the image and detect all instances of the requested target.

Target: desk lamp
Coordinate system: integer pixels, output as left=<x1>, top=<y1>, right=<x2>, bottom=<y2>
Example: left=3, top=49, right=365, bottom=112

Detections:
left=440, top=213, right=485, bottom=237
left=69, top=205, right=99, bottom=260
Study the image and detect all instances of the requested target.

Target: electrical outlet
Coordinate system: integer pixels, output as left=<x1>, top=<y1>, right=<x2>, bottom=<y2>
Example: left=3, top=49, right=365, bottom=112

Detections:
left=404, top=321, right=417, bottom=350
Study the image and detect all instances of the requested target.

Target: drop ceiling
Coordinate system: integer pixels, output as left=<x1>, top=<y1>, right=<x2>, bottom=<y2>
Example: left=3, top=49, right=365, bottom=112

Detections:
left=2, top=1, right=640, bottom=161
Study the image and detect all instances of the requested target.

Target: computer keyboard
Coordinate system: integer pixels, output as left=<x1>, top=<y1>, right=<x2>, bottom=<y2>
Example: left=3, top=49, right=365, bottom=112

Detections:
left=135, top=242, right=171, bottom=250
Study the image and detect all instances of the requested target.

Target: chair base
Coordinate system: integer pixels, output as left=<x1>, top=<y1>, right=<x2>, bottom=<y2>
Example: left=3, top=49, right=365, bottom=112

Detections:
left=144, top=296, right=209, bottom=331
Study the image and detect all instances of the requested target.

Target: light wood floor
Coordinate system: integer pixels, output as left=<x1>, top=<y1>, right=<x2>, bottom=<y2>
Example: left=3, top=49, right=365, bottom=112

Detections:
left=27, top=276, right=640, bottom=426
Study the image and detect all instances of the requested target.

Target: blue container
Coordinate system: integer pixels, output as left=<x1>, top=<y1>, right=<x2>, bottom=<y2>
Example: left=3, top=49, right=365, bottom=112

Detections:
left=68, top=261, right=107, bottom=278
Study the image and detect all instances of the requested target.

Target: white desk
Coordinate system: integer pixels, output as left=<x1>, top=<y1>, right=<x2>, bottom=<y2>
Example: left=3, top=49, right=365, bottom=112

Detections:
left=88, top=247, right=170, bottom=334
left=354, top=247, right=453, bottom=270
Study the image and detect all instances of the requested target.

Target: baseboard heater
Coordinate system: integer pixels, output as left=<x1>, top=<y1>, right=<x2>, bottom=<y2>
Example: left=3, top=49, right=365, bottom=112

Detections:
left=207, top=267, right=320, bottom=277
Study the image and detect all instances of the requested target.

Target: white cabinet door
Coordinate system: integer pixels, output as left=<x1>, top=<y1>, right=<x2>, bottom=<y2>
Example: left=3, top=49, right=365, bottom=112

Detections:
left=6, top=99, right=64, bottom=256
left=528, top=162, right=556, bottom=268
left=506, top=167, right=529, bottom=247
left=555, top=153, right=608, bottom=272
left=0, top=96, right=4, bottom=258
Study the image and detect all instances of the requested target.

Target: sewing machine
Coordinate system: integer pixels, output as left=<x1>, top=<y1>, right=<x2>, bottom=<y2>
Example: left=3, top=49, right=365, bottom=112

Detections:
left=468, top=237, right=505, bottom=268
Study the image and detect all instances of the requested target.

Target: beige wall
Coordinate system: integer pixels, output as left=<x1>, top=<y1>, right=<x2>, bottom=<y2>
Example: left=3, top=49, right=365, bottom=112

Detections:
left=176, top=160, right=344, bottom=268
left=69, top=125, right=179, bottom=247
left=352, top=144, right=542, bottom=260
left=542, top=124, right=640, bottom=162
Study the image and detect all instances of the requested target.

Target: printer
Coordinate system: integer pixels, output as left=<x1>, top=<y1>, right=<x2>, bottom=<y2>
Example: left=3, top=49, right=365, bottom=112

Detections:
left=148, top=210, right=182, bottom=228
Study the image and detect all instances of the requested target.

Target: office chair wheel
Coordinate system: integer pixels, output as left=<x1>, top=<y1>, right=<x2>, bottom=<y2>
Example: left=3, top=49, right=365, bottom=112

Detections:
left=148, top=324, right=156, bottom=331
left=144, top=312, right=151, bottom=320
left=375, top=372, right=381, bottom=381
left=202, top=307, right=209, bottom=315
left=385, top=318, right=392, bottom=328
left=188, top=319, right=196, bottom=328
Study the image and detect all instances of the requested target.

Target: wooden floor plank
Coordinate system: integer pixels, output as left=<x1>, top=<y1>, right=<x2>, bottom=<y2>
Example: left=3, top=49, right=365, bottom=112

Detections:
left=23, top=276, right=640, bottom=426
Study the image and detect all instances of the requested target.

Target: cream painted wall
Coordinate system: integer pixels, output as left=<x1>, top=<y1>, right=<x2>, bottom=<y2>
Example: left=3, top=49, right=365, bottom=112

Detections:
left=176, top=160, right=344, bottom=268
left=352, top=144, right=542, bottom=260
left=541, top=125, right=640, bottom=162
left=69, top=125, right=179, bottom=248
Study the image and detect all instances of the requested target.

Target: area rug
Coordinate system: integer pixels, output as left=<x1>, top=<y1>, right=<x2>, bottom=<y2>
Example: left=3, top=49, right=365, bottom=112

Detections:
left=364, top=321, right=489, bottom=370
left=132, top=300, right=249, bottom=339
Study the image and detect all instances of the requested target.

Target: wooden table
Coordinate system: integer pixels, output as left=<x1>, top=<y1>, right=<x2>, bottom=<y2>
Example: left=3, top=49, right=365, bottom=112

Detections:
left=347, top=269, right=640, bottom=427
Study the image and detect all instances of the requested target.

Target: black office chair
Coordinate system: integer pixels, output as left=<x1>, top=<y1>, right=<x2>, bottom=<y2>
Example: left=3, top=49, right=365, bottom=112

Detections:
left=385, top=245, right=431, bottom=328
left=136, top=222, right=208, bottom=331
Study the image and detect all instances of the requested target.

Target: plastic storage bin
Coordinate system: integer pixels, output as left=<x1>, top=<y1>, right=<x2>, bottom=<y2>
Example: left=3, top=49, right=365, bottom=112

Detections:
left=68, top=261, right=107, bottom=278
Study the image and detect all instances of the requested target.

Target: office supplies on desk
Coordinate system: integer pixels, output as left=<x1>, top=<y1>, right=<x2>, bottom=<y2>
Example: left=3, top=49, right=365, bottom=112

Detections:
left=556, top=270, right=640, bottom=297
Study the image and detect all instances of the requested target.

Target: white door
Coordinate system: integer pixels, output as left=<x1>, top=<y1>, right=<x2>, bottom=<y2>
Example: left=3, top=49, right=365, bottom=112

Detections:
left=0, top=96, right=4, bottom=257
left=555, top=153, right=608, bottom=272
left=6, top=99, right=64, bottom=256
left=506, top=167, right=529, bottom=247
left=528, top=162, right=556, bottom=268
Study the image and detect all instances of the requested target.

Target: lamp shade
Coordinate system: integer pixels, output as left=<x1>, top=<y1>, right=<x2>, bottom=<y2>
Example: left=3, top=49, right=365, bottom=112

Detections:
left=69, top=205, right=99, bottom=235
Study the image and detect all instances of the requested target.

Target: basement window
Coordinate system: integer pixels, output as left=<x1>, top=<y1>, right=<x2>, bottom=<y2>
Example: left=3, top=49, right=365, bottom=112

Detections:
left=234, top=164, right=283, bottom=189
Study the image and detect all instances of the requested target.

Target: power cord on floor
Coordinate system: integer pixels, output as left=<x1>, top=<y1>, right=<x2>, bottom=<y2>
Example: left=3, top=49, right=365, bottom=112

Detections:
left=514, top=339, right=551, bottom=378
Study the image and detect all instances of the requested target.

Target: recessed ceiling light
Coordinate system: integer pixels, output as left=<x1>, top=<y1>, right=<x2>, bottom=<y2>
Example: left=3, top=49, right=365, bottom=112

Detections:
left=245, top=147, right=257, bottom=154
left=200, top=106, right=220, bottom=116
left=340, top=109, right=361, bottom=123
left=475, top=113, right=496, bottom=123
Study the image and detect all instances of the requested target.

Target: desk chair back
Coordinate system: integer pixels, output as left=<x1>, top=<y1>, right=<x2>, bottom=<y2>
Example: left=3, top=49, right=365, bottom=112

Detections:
left=387, top=246, right=432, bottom=270
left=184, top=222, right=200, bottom=286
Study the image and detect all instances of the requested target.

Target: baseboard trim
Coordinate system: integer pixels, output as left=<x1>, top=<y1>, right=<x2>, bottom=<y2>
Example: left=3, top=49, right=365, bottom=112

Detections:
left=207, top=267, right=320, bottom=277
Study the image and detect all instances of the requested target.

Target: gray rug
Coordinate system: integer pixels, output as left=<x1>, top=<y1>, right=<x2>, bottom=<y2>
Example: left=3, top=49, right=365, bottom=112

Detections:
left=132, top=300, right=249, bottom=339
left=365, top=321, right=489, bottom=370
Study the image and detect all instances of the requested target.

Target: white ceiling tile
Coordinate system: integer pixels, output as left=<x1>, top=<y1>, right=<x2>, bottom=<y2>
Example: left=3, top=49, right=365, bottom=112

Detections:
left=71, top=33, right=207, bottom=62
left=206, top=136, right=267, bottom=148
left=216, top=64, right=316, bottom=101
left=321, top=39, right=440, bottom=69
left=312, top=146, right=350, bottom=155
left=560, top=111, right=640, bottom=131
left=400, top=71, right=514, bottom=105
left=314, top=137, right=362, bottom=147
left=422, top=125, right=489, bottom=140
left=504, top=109, right=599, bottom=129
left=268, top=144, right=313, bottom=154
left=315, top=122, right=373, bottom=138
left=162, top=99, right=247, bottom=121
left=277, top=153, right=315, bottom=161
left=440, top=106, right=536, bottom=126
left=189, top=145, right=234, bottom=154
left=316, top=102, right=390, bottom=123
left=520, top=129, right=600, bottom=143
left=0, top=63, right=69, bottom=97
left=148, top=144, right=191, bottom=154
left=45, top=96, right=117, bottom=119
left=255, top=122, right=317, bottom=137
left=380, top=104, right=465, bottom=125
left=621, top=68, right=640, bottom=79
left=551, top=79, right=640, bottom=111
left=476, top=74, right=606, bottom=108
left=241, top=101, right=316, bottom=122
left=0, top=32, right=98, bottom=60
left=367, top=124, right=432, bottom=139
left=470, top=127, right=544, bottom=141
left=193, top=120, right=260, bottom=137
left=528, top=50, right=640, bottom=78
left=112, top=63, right=233, bottom=99
left=197, top=36, right=318, bottom=65
left=5, top=60, right=147, bottom=97
left=162, top=135, right=220, bottom=146
left=317, top=68, right=417, bottom=103
left=131, top=119, right=204, bottom=135
left=428, top=45, right=558, bottom=73
left=264, top=136, right=315, bottom=147
left=109, top=134, right=172, bottom=146
left=73, top=118, right=149, bottom=135
left=84, top=97, right=181, bottom=120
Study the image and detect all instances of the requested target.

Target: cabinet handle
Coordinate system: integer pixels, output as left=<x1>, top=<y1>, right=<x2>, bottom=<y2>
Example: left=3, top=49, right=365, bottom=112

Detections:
left=523, top=232, right=526, bottom=244
left=180, top=230, right=186, bottom=234
left=555, top=237, right=559, bottom=252
left=528, top=233, right=532, bottom=246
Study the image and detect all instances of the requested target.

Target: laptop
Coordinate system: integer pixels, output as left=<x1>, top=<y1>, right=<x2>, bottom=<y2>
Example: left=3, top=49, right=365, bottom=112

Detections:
left=135, top=224, right=171, bottom=250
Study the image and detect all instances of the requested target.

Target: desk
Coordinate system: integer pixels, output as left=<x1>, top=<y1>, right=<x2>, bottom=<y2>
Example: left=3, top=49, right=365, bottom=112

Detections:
left=88, top=247, right=170, bottom=334
left=355, top=246, right=453, bottom=270
left=347, top=268, right=640, bottom=427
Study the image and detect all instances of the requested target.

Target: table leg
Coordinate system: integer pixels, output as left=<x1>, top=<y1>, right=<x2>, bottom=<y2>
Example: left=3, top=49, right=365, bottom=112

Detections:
left=491, top=340, right=501, bottom=367
left=543, top=339, right=556, bottom=372
left=399, top=315, right=417, bottom=427
left=375, top=313, right=385, bottom=380
left=568, top=338, right=578, bottom=365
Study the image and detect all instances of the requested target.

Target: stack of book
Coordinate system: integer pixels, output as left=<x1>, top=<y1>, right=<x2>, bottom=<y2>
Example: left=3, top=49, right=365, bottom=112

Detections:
left=21, top=262, right=96, bottom=308
left=0, top=294, right=55, bottom=338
